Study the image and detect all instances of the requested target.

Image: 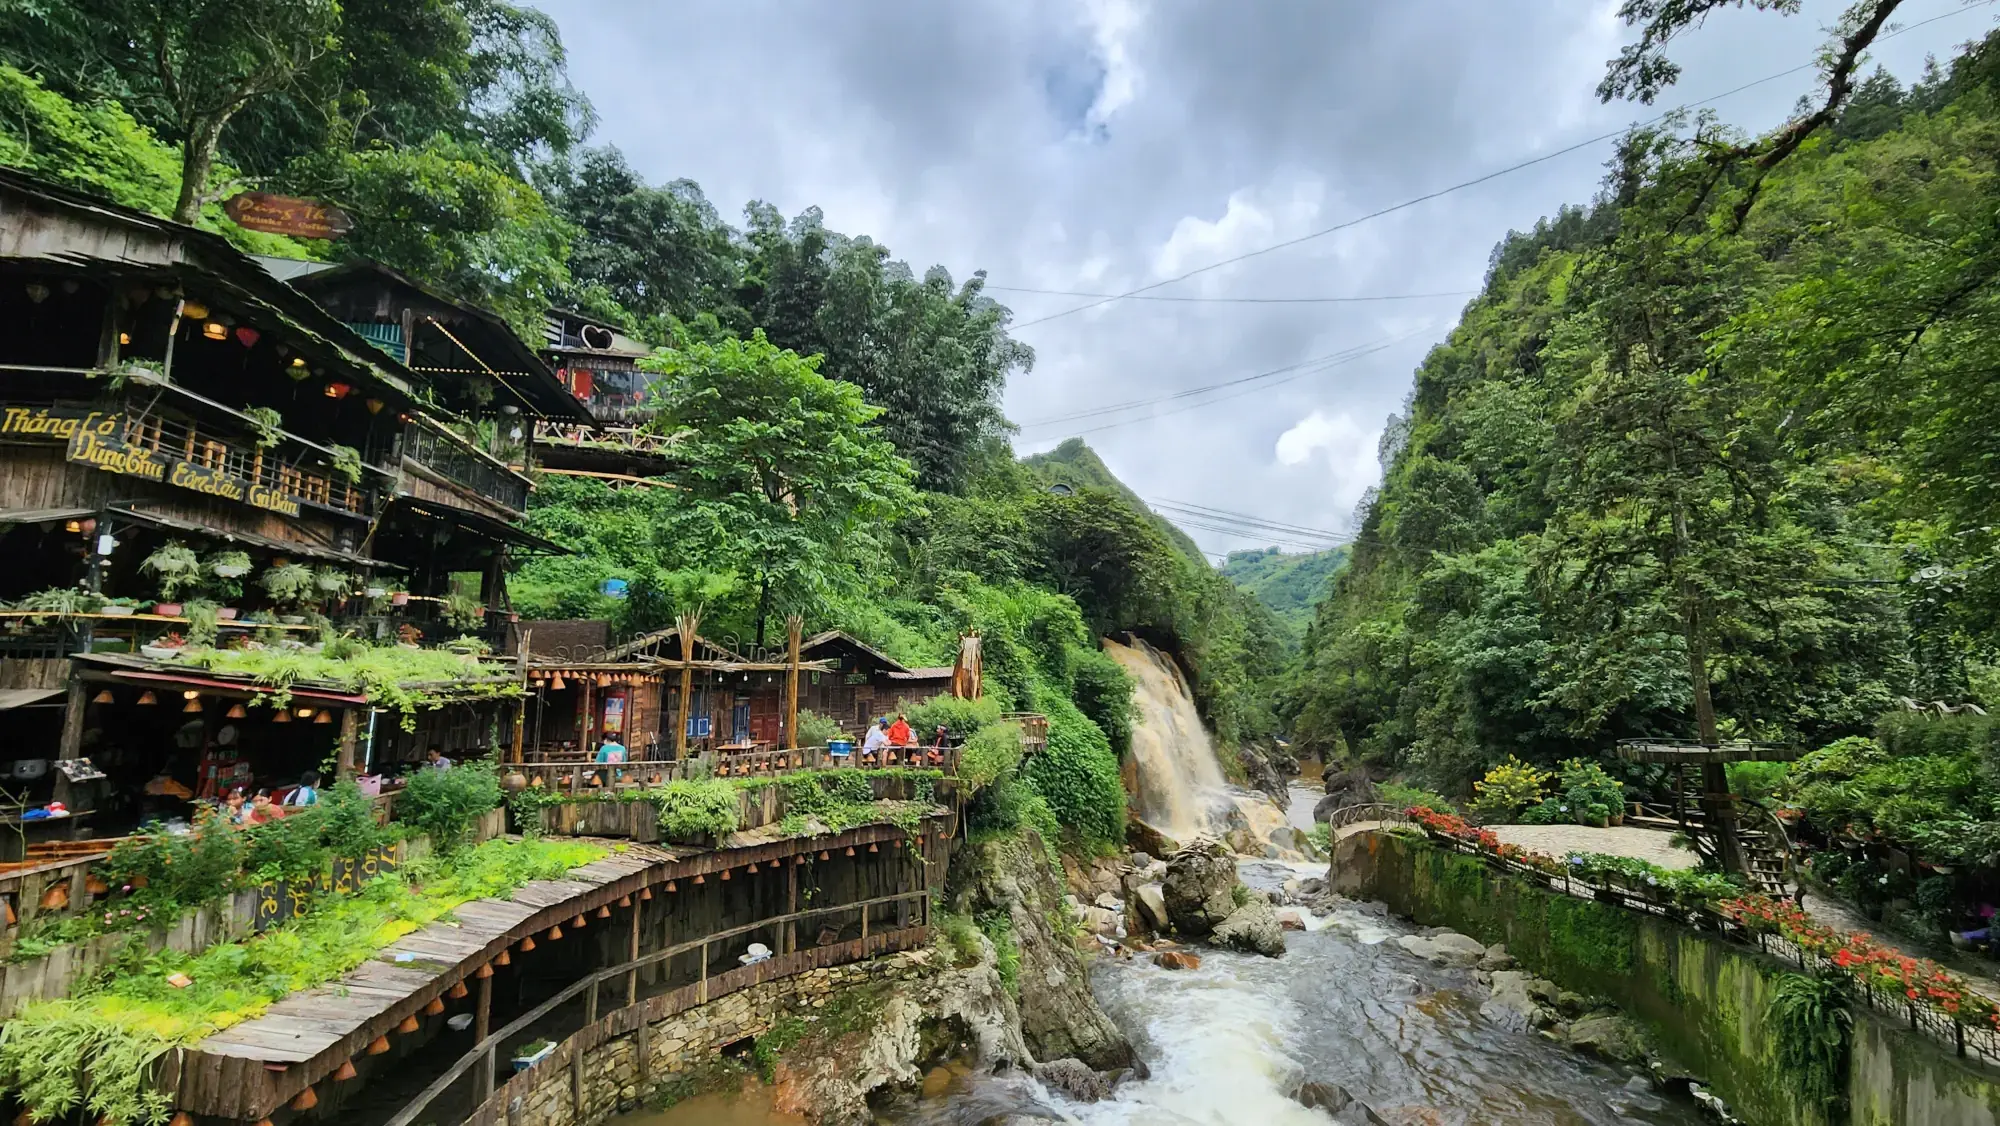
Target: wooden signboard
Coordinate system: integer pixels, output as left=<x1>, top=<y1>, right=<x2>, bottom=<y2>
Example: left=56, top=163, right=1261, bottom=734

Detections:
left=254, top=842, right=401, bottom=931
left=63, top=426, right=303, bottom=517
left=223, top=192, right=354, bottom=239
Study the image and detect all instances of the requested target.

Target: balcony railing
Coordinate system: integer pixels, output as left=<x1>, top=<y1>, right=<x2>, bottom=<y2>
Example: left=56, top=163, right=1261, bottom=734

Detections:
left=112, top=409, right=373, bottom=518
left=401, top=422, right=529, bottom=513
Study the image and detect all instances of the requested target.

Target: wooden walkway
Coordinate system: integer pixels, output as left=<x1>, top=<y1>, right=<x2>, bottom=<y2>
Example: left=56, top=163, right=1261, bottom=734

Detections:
left=191, top=850, right=664, bottom=1065
left=161, top=813, right=956, bottom=1121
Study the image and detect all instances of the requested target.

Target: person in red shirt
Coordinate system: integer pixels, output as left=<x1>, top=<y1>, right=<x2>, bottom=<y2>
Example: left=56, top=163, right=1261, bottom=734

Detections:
left=244, top=788, right=286, bottom=825
left=887, top=714, right=914, bottom=746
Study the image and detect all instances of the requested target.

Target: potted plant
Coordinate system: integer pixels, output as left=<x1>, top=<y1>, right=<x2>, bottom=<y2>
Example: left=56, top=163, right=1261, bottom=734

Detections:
left=443, top=591, right=486, bottom=630
left=390, top=589, right=411, bottom=608
left=140, top=632, right=188, bottom=660
left=261, top=563, right=315, bottom=622
left=183, top=599, right=222, bottom=648
left=12, top=586, right=106, bottom=622
left=203, top=550, right=252, bottom=618
left=243, top=406, right=284, bottom=449
left=141, top=541, right=202, bottom=613
left=99, top=596, right=140, bottom=617
left=313, top=567, right=352, bottom=604
left=396, top=623, right=423, bottom=650
left=511, top=1038, right=556, bottom=1072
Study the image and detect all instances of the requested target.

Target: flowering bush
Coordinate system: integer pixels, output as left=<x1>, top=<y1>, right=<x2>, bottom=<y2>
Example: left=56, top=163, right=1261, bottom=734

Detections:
left=1719, top=895, right=2000, bottom=1028
left=1468, top=757, right=1550, bottom=821
left=1408, top=805, right=1500, bottom=850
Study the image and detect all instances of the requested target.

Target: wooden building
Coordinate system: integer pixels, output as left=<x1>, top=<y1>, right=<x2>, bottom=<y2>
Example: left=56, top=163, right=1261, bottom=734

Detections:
left=522, top=626, right=826, bottom=759
left=532, top=309, right=670, bottom=483
left=797, top=630, right=955, bottom=733
left=0, top=169, right=584, bottom=832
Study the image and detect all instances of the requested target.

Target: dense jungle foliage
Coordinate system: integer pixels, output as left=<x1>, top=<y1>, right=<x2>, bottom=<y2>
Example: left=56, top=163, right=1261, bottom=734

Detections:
left=1220, top=546, right=1350, bottom=639
left=1294, top=27, right=2000, bottom=796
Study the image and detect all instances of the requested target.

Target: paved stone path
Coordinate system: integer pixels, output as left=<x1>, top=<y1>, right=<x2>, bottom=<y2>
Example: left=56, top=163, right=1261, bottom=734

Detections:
left=1488, top=824, right=1700, bottom=869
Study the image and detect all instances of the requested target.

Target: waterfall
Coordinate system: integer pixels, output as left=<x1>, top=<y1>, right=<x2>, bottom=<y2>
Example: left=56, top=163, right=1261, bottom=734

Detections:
left=1102, top=636, right=1295, bottom=856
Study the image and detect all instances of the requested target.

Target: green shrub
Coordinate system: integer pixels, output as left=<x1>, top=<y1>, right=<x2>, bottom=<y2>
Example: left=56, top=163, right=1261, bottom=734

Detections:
left=397, top=759, right=502, bottom=849
left=977, top=910, right=1021, bottom=998
left=655, top=779, right=742, bottom=840
left=958, top=722, right=1024, bottom=788
left=1377, top=781, right=1457, bottom=813
left=1068, top=645, right=1136, bottom=757
left=1726, top=760, right=1789, bottom=803
left=1468, top=757, right=1549, bottom=821
left=1557, top=758, right=1623, bottom=823
left=1023, top=697, right=1125, bottom=847
left=1768, top=973, right=1851, bottom=1114
left=1876, top=711, right=2000, bottom=759
left=904, top=694, right=1003, bottom=740
left=795, top=709, right=844, bottom=748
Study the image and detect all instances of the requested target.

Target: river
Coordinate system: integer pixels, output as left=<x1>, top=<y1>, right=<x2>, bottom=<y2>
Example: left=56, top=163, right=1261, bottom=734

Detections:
left=629, top=869, right=1701, bottom=1126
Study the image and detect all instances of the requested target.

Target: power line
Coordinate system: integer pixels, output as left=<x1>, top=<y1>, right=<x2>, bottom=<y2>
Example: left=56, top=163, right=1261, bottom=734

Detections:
left=1040, top=328, right=1432, bottom=437
left=986, top=285, right=1476, bottom=304
left=1016, top=333, right=1409, bottom=428
left=1147, top=497, right=1349, bottom=540
left=1007, top=1, right=1995, bottom=333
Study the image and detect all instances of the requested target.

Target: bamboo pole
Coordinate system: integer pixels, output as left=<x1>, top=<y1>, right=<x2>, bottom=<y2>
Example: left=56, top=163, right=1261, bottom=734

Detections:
left=784, top=614, right=803, bottom=751
left=674, top=609, right=700, bottom=761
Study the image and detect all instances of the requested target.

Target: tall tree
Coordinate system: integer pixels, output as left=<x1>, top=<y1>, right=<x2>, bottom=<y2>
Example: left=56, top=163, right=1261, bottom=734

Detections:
left=640, top=331, right=918, bottom=647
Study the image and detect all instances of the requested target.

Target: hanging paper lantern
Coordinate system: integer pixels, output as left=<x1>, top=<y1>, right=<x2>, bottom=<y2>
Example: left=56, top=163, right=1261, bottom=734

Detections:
left=447, top=981, right=469, bottom=1000
left=234, top=326, right=260, bottom=348
left=423, top=998, right=445, bottom=1016
left=333, top=1060, right=359, bottom=1081
left=367, top=1036, right=391, bottom=1055
left=397, top=1015, right=420, bottom=1034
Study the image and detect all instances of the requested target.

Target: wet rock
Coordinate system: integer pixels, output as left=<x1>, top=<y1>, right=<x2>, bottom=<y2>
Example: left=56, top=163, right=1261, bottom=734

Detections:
left=1480, top=971, right=1552, bottom=1031
left=1312, top=766, right=1378, bottom=821
left=1395, top=931, right=1485, bottom=967
left=1032, top=1057, right=1117, bottom=1102
left=1562, top=1014, right=1648, bottom=1063
left=1276, top=909, right=1308, bottom=931
left=1163, top=837, right=1240, bottom=937
left=1153, top=950, right=1202, bottom=970
left=1476, top=943, right=1516, bottom=971
left=1079, top=906, right=1121, bottom=938
left=1092, top=891, right=1123, bottom=912
left=1127, top=818, right=1179, bottom=859
left=1386, top=972, right=1427, bottom=997
left=1133, top=884, right=1170, bottom=933
left=1238, top=744, right=1290, bottom=806
left=1213, top=898, right=1287, bottom=957
left=1554, top=989, right=1589, bottom=1015
left=952, top=828, right=1139, bottom=1072
left=1296, top=1081, right=1392, bottom=1125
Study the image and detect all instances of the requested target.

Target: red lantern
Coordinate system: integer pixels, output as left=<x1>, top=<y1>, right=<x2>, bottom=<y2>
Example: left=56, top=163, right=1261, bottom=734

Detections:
left=234, top=326, right=260, bottom=348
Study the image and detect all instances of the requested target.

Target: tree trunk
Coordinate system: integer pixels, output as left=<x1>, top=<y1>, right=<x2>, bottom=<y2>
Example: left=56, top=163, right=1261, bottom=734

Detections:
left=173, top=113, right=230, bottom=225
left=754, top=572, right=770, bottom=652
left=1683, top=589, right=1746, bottom=876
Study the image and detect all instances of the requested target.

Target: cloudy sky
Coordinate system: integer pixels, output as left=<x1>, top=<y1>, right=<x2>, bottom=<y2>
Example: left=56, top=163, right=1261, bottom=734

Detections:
left=535, top=0, right=1989, bottom=561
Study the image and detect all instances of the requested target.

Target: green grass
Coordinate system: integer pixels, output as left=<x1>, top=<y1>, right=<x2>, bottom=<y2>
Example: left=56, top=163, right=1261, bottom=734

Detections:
left=0, top=837, right=603, bottom=1125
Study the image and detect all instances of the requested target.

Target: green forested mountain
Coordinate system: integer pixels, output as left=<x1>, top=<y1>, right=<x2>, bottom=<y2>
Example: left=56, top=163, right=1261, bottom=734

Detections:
left=1292, top=32, right=2000, bottom=793
left=1024, top=439, right=1208, bottom=563
left=1221, top=547, right=1350, bottom=636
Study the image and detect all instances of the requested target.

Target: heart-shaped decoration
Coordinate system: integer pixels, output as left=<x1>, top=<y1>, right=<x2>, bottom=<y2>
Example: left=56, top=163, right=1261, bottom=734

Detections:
left=234, top=326, right=261, bottom=348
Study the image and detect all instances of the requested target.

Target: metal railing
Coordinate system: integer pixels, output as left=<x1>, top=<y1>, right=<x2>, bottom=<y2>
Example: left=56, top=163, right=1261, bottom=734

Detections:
left=1002, top=712, right=1049, bottom=752
left=511, top=744, right=960, bottom=796
left=402, top=422, right=530, bottom=513
left=1324, top=802, right=1418, bottom=832
left=383, top=890, right=930, bottom=1126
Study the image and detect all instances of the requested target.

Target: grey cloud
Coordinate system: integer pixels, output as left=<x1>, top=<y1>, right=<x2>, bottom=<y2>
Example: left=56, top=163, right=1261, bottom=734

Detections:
left=535, top=0, right=1989, bottom=559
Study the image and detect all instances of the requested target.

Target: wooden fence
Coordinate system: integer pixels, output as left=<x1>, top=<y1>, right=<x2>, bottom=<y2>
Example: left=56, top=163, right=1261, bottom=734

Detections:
left=384, top=892, right=931, bottom=1126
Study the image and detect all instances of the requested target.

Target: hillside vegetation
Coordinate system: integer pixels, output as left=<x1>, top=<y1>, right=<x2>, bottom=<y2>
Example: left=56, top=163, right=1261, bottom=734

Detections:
left=1221, top=546, right=1349, bottom=638
left=1293, top=31, right=2000, bottom=794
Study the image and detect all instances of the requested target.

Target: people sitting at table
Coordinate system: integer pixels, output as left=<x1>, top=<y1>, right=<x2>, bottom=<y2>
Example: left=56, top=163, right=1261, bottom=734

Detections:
left=887, top=713, right=914, bottom=747
left=222, top=786, right=249, bottom=825
left=426, top=745, right=453, bottom=771
left=246, top=789, right=286, bottom=825
left=285, top=771, right=321, bottom=808
left=861, top=717, right=891, bottom=763
left=927, top=724, right=949, bottom=766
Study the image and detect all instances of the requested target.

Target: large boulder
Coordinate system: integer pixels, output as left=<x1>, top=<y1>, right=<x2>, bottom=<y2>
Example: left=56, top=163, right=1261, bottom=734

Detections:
left=1479, top=970, right=1551, bottom=1031
left=951, top=829, right=1139, bottom=1072
left=1133, top=884, right=1170, bottom=933
left=1162, top=837, right=1240, bottom=937
left=1311, top=766, right=1378, bottom=822
left=1126, top=818, right=1179, bottom=858
left=1213, top=897, right=1287, bottom=957
left=1394, top=930, right=1485, bottom=967
left=1237, top=743, right=1289, bottom=807
left=1295, top=1081, right=1391, bottom=1125
left=1562, top=1014, right=1648, bottom=1064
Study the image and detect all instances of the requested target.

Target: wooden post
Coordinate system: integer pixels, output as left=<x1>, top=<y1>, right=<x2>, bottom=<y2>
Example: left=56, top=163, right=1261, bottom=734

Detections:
left=674, top=610, right=700, bottom=761
left=50, top=675, right=88, bottom=807
left=479, top=1045, right=496, bottom=1101
left=476, top=970, right=493, bottom=1042
left=785, top=861, right=798, bottom=955
left=336, top=708, right=361, bottom=780
left=586, top=977, right=599, bottom=1024
left=784, top=615, right=802, bottom=751
left=627, top=900, right=640, bottom=1005
left=697, top=942, right=707, bottom=1004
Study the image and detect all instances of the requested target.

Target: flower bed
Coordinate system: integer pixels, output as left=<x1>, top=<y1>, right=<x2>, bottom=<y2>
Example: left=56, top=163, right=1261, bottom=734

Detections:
left=1718, top=894, right=2000, bottom=1030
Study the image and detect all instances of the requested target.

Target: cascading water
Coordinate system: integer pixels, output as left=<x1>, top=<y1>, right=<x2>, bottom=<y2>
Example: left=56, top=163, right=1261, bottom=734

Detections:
left=1102, top=635, right=1296, bottom=856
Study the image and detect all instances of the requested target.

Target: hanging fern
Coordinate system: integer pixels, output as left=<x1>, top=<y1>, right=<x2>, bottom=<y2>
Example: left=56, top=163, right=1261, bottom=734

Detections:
left=1768, top=972, right=1852, bottom=1117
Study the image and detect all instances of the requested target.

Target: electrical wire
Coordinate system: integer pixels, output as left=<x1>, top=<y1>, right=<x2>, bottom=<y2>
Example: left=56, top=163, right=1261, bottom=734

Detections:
left=1030, top=328, right=1432, bottom=437
left=1016, top=333, right=1410, bottom=428
left=985, top=285, right=1476, bottom=304
left=1007, top=1, right=1996, bottom=332
left=1146, top=497, right=1349, bottom=540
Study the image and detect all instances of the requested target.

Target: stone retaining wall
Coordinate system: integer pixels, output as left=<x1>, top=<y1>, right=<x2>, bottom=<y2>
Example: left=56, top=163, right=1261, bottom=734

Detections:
left=1335, top=829, right=2000, bottom=1126
left=492, top=945, right=935, bottom=1126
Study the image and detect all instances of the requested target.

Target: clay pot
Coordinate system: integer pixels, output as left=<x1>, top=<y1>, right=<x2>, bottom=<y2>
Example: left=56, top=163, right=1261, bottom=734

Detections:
left=503, top=771, right=529, bottom=794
